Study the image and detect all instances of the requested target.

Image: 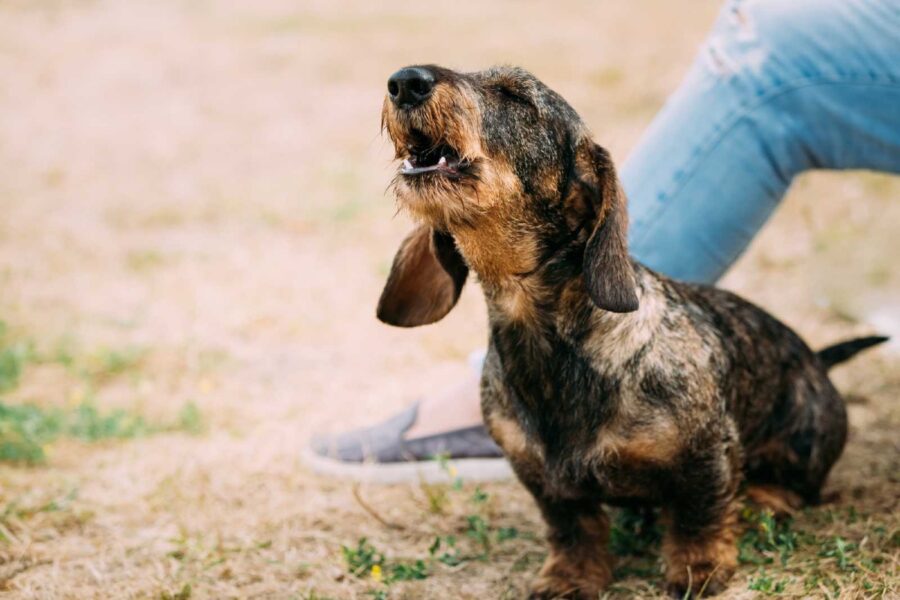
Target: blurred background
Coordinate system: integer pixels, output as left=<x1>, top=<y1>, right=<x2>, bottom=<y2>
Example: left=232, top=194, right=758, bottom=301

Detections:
left=0, top=1, right=896, bottom=598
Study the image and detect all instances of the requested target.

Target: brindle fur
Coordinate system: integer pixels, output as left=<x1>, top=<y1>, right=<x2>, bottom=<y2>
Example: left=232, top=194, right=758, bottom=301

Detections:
left=376, top=65, right=885, bottom=598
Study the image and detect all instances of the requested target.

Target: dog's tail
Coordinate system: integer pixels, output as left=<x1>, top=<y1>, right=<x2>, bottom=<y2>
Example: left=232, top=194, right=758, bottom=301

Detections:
left=817, top=335, right=889, bottom=369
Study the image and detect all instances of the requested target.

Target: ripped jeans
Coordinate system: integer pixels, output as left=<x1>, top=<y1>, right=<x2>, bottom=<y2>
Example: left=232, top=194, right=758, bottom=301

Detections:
left=622, top=0, right=900, bottom=284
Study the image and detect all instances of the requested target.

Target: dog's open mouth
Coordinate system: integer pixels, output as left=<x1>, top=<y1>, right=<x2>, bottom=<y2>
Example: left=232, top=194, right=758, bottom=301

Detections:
left=400, top=130, right=468, bottom=177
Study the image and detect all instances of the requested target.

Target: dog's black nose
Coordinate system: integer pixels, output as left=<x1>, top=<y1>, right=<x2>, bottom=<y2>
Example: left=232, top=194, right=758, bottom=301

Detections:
left=387, top=67, right=435, bottom=108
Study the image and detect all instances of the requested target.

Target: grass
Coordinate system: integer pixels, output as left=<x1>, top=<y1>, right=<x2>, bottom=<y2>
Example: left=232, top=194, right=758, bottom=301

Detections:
left=608, top=504, right=899, bottom=597
left=125, top=249, right=168, bottom=273
left=0, top=485, right=98, bottom=548
left=338, top=463, right=535, bottom=598
left=50, top=338, right=147, bottom=382
left=731, top=506, right=897, bottom=598
left=738, top=507, right=798, bottom=567
left=0, top=0, right=897, bottom=597
left=158, top=583, right=192, bottom=600
left=332, top=461, right=899, bottom=599
left=0, top=398, right=204, bottom=464
left=0, top=320, right=204, bottom=465
left=0, top=322, right=33, bottom=394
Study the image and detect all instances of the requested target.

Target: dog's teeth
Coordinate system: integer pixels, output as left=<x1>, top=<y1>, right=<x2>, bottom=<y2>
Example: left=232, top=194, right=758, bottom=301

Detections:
left=438, top=156, right=448, bottom=167
left=402, top=159, right=413, bottom=170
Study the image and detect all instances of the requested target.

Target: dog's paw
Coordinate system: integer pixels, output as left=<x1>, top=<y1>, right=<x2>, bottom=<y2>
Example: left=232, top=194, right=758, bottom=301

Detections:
left=664, top=565, right=734, bottom=599
left=745, top=485, right=803, bottom=518
left=529, top=553, right=612, bottom=600
left=528, top=575, right=599, bottom=600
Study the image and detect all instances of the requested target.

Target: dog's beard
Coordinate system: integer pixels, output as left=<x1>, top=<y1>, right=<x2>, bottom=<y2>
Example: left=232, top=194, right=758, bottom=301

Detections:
left=385, top=115, right=489, bottom=230
left=382, top=89, right=521, bottom=231
left=391, top=171, right=484, bottom=231
left=382, top=84, right=483, bottom=164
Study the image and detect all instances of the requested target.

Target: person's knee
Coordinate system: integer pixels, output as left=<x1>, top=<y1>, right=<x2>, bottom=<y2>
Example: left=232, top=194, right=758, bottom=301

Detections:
left=702, top=0, right=842, bottom=87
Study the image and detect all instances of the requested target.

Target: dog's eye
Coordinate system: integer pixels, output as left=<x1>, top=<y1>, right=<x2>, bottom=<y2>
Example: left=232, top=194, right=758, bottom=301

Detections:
left=491, top=84, right=536, bottom=108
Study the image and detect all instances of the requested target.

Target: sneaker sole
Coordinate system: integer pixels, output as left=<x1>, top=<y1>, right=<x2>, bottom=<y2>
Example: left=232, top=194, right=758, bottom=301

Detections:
left=301, top=448, right=514, bottom=484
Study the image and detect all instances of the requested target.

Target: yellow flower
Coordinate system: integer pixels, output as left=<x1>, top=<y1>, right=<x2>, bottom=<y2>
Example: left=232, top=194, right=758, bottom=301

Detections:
left=370, top=564, right=383, bottom=583
left=68, top=387, right=86, bottom=407
left=448, top=465, right=458, bottom=479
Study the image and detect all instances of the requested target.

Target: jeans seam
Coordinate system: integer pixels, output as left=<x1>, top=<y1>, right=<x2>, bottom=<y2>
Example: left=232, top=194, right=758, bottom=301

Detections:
left=629, top=76, right=900, bottom=252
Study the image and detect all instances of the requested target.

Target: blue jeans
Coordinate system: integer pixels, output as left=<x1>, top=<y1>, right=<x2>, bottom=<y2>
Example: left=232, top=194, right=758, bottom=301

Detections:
left=622, top=0, right=900, bottom=284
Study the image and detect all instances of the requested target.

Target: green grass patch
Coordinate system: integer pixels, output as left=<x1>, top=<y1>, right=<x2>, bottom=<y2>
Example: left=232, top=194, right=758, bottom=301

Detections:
left=610, top=507, right=661, bottom=557
left=738, top=507, right=798, bottom=567
left=51, top=340, right=146, bottom=383
left=158, top=583, right=192, bottom=600
left=0, top=320, right=204, bottom=464
left=2, top=320, right=145, bottom=386
left=339, top=472, right=897, bottom=599
left=0, top=399, right=203, bottom=464
left=0, top=323, right=34, bottom=394
left=342, top=462, right=530, bottom=596
left=747, top=570, right=789, bottom=594
left=733, top=506, right=898, bottom=597
left=342, top=538, right=428, bottom=584
left=126, top=250, right=167, bottom=273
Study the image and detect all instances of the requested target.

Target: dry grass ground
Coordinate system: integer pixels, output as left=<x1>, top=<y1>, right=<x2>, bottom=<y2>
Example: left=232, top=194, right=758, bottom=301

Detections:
left=0, top=1, right=897, bottom=598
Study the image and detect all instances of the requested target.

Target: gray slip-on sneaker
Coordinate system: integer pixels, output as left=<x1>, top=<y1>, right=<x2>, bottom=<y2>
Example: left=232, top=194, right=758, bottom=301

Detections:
left=303, top=402, right=512, bottom=483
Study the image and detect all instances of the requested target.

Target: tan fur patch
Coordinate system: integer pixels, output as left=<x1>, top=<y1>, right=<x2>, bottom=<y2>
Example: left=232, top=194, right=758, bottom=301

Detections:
left=487, top=415, right=531, bottom=458
left=488, top=276, right=550, bottom=330
left=496, top=283, right=537, bottom=323
left=450, top=195, right=540, bottom=283
left=593, top=419, right=682, bottom=466
left=532, top=512, right=614, bottom=599
left=662, top=502, right=739, bottom=596
left=487, top=414, right=546, bottom=486
left=745, top=485, right=803, bottom=516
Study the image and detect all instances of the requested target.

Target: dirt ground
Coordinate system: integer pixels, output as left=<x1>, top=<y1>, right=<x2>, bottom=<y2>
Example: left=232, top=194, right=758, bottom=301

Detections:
left=0, top=1, right=897, bottom=598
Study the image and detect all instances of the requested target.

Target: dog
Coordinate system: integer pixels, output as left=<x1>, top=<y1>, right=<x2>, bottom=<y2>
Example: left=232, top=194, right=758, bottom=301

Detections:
left=375, top=64, right=887, bottom=598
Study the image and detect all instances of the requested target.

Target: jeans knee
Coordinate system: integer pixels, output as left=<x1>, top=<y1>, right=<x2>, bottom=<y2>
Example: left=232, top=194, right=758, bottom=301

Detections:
left=702, top=0, right=838, bottom=86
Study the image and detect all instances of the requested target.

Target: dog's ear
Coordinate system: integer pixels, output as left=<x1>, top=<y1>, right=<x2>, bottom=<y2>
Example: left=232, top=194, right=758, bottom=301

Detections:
left=581, top=143, right=639, bottom=313
left=377, top=225, right=469, bottom=327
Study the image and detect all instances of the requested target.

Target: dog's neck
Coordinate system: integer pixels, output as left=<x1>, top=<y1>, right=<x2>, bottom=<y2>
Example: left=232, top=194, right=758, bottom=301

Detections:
left=477, top=258, right=663, bottom=465
left=449, top=219, right=544, bottom=285
left=477, top=253, right=660, bottom=368
left=446, top=211, right=660, bottom=366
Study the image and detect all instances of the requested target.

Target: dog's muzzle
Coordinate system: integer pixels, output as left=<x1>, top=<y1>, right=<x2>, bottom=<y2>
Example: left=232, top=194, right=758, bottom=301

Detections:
left=386, top=67, right=470, bottom=178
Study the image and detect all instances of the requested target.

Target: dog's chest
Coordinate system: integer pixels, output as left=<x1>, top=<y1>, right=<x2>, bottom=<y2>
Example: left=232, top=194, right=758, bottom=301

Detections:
left=487, top=404, right=677, bottom=502
left=485, top=331, right=679, bottom=501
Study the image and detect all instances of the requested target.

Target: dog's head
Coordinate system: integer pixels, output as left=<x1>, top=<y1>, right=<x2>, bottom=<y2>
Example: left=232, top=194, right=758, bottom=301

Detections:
left=378, top=65, right=637, bottom=327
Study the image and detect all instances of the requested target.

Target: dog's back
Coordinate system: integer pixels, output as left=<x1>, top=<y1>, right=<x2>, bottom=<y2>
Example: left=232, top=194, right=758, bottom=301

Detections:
left=484, top=261, right=854, bottom=504
left=663, top=272, right=849, bottom=503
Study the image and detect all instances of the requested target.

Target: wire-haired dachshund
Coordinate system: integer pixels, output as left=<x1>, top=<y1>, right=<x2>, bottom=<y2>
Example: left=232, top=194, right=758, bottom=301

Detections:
left=375, top=64, right=887, bottom=598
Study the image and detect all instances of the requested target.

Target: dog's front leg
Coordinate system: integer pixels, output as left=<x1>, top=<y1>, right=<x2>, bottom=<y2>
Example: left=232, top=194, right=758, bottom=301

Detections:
left=484, top=409, right=613, bottom=598
left=528, top=494, right=614, bottom=600
left=661, top=442, right=741, bottom=598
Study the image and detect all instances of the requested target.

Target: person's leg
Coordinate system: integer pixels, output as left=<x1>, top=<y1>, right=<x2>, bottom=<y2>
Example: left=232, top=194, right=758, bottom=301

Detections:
left=307, top=0, right=900, bottom=480
left=624, top=0, right=900, bottom=282
left=405, top=369, right=481, bottom=438
left=304, top=351, right=509, bottom=483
